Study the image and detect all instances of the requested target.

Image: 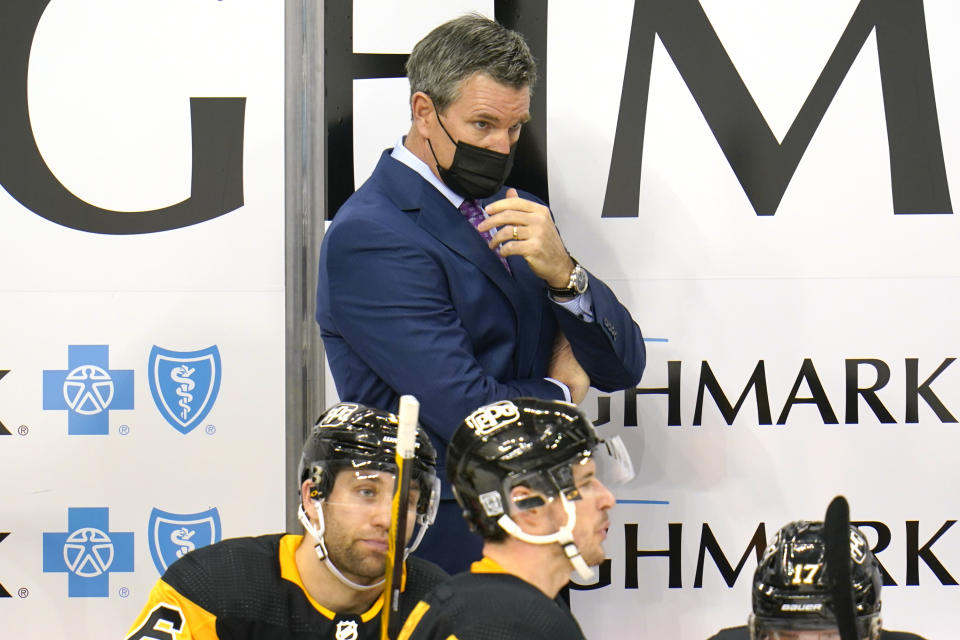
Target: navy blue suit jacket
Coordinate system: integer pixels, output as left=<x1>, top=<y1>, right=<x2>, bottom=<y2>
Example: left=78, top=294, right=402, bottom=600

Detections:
left=316, top=150, right=646, bottom=488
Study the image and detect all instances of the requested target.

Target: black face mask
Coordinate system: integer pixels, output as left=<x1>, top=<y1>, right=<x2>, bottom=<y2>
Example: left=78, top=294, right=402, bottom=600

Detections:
left=427, top=115, right=515, bottom=200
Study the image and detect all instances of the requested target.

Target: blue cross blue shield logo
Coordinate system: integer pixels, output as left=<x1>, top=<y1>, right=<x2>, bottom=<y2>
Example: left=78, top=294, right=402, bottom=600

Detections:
left=148, top=345, right=221, bottom=434
left=43, top=345, right=134, bottom=435
left=148, top=508, right=222, bottom=574
left=42, top=507, right=134, bottom=597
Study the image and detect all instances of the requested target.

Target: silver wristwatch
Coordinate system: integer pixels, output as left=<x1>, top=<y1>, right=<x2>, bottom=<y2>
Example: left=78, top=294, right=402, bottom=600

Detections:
left=547, top=257, right=588, bottom=297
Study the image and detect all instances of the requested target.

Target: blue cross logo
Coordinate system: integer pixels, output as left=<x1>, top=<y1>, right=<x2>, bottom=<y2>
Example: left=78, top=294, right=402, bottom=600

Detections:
left=43, top=345, right=134, bottom=435
left=43, top=507, right=134, bottom=597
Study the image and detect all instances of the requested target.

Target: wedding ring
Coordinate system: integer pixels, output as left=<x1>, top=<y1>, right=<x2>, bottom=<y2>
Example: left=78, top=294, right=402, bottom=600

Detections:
left=513, top=225, right=519, bottom=241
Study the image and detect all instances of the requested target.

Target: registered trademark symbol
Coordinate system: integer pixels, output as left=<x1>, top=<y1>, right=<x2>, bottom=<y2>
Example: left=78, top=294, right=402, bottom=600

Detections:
left=205, top=424, right=216, bottom=435
left=17, top=587, right=28, bottom=598
left=17, top=425, right=28, bottom=436
left=118, top=424, right=130, bottom=436
left=119, top=586, right=130, bottom=598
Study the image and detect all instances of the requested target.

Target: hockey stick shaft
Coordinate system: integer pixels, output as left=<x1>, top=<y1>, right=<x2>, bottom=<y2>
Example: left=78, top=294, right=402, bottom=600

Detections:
left=825, top=495, right=858, bottom=640
left=381, top=395, right=418, bottom=640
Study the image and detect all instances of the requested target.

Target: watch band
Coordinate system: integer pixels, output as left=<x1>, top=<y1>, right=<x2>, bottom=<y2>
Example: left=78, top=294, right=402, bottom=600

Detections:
left=547, top=257, right=588, bottom=297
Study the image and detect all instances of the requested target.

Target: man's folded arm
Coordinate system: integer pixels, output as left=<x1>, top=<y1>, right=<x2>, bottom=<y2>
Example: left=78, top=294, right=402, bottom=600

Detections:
left=550, top=266, right=646, bottom=391
left=323, top=218, right=563, bottom=439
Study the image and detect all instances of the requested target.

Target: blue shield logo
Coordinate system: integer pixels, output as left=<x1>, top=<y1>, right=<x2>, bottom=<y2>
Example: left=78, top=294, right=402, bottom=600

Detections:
left=148, top=508, right=222, bottom=574
left=148, top=345, right=221, bottom=434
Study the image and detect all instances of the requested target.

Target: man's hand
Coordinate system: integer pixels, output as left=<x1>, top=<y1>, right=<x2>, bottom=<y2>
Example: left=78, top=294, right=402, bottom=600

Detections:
left=478, top=188, right=574, bottom=289
left=548, top=331, right=589, bottom=404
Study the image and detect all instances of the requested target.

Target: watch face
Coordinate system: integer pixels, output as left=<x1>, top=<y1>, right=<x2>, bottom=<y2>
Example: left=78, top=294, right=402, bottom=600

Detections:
left=571, top=265, right=588, bottom=293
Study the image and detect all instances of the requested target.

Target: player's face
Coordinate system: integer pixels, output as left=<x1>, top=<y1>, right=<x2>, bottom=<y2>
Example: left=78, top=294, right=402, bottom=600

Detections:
left=428, top=73, right=530, bottom=167
left=568, top=459, right=615, bottom=566
left=320, top=469, right=419, bottom=583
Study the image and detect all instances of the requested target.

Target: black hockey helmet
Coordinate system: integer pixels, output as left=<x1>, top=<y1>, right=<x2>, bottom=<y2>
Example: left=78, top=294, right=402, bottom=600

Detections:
left=447, top=397, right=633, bottom=539
left=298, top=402, right=438, bottom=519
left=750, top=520, right=882, bottom=640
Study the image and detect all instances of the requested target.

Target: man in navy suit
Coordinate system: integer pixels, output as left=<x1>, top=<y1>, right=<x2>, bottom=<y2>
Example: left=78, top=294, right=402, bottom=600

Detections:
left=316, top=14, right=646, bottom=573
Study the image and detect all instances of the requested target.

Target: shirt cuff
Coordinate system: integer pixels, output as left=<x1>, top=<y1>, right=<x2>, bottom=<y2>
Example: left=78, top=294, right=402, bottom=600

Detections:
left=550, top=290, right=595, bottom=323
left=545, top=377, right=572, bottom=403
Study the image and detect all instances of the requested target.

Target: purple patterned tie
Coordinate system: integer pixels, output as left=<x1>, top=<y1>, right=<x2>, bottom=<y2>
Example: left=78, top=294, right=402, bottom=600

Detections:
left=459, top=199, right=510, bottom=272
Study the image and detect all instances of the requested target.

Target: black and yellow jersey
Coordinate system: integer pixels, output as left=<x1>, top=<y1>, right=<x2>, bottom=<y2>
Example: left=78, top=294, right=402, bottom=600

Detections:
left=125, top=533, right=447, bottom=640
left=396, top=556, right=586, bottom=640
left=707, top=625, right=929, bottom=639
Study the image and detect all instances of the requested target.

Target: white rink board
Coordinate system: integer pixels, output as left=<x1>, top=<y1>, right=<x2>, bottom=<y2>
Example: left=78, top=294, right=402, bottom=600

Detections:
left=569, top=277, right=958, bottom=640
left=0, top=1, right=285, bottom=637
left=346, top=2, right=959, bottom=639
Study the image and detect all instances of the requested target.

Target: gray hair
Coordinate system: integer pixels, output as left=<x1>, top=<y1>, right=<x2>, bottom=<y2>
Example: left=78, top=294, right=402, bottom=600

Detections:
left=406, top=13, right=537, bottom=114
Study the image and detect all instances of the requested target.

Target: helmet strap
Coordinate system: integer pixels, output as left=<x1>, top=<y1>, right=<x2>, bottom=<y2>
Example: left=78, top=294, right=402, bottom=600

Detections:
left=496, top=494, right=595, bottom=581
left=297, top=501, right=385, bottom=591
left=402, top=475, right=439, bottom=559
left=404, top=517, right=429, bottom=559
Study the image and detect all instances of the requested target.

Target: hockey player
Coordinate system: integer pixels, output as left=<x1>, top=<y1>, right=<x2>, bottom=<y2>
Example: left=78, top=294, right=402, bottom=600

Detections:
left=708, top=519, right=927, bottom=640
left=397, top=397, right=634, bottom=640
left=125, top=402, right=446, bottom=640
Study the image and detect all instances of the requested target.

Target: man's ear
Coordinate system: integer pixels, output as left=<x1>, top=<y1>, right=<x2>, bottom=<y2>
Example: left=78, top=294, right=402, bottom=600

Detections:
left=411, top=91, right=435, bottom=138
left=301, top=480, right=319, bottom=522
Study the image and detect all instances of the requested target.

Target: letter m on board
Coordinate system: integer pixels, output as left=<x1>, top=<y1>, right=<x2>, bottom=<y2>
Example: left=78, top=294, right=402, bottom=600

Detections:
left=0, top=532, right=10, bottom=597
left=603, top=0, right=951, bottom=217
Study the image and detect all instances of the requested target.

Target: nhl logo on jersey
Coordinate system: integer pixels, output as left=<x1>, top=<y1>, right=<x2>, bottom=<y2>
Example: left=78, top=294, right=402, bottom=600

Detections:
left=148, top=508, right=222, bottom=574
left=148, top=345, right=222, bottom=434
left=335, top=619, right=359, bottom=640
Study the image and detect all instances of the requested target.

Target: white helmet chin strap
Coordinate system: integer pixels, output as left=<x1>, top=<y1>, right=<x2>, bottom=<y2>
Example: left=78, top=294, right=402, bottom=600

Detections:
left=496, top=494, right=595, bottom=581
left=298, top=502, right=384, bottom=591
left=406, top=517, right=429, bottom=558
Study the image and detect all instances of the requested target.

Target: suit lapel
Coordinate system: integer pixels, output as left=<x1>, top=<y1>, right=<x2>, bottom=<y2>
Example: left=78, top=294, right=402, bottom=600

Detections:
left=417, top=192, right=522, bottom=299
left=372, top=153, right=522, bottom=306
left=373, top=151, right=546, bottom=376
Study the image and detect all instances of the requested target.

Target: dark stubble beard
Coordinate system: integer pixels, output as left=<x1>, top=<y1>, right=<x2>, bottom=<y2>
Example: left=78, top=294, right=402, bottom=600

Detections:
left=322, top=520, right=387, bottom=582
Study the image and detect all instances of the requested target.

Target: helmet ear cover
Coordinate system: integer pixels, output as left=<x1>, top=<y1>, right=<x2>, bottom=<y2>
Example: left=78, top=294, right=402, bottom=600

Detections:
left=304, top=463, right=330, bottom=501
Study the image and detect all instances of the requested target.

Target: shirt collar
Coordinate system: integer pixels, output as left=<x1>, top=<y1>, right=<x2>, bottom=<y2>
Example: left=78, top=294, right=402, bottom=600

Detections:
left=391, top=135, right=465, bottom=209
left=470, top=556, right=509, bottom=574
